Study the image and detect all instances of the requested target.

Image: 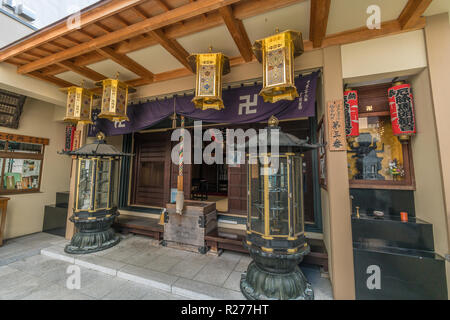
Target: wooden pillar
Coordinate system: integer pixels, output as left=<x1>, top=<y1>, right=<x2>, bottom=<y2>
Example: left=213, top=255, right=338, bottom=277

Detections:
left=424, top=13, right=450, bottom=295
left=322, top=45, right=356, bottom=299
left=65, top=123, right=88, bottom=240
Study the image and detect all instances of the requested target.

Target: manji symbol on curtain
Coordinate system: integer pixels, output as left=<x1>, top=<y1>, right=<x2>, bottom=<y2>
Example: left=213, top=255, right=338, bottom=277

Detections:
left=89, top=72, right=319, bottom=137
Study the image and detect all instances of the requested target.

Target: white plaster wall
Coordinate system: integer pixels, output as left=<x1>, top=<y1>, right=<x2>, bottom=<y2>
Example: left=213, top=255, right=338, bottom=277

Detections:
left=2, top=98, right=71, bottom=239
left=341, top=30, right=428, bottom=80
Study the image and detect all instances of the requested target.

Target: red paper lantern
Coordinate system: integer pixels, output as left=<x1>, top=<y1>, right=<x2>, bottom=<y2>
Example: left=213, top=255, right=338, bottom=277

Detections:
left=344, top=89, right=359, bottom=137
left=388, top=82, right=416, bottom=143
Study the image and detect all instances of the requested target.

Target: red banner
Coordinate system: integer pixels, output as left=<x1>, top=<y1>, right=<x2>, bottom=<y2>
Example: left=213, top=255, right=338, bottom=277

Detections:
left=344, top=90, right=359, bottom=137
left=388, top=83, right=416, bottom=136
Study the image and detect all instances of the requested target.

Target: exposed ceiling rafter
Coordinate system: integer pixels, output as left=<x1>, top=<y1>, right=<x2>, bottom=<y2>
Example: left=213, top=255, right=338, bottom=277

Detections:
left=398, top=0, right=433, bottom=29
left=309, top=0, right=331, bottom=48
left=219, top=5, right=254, bottom=62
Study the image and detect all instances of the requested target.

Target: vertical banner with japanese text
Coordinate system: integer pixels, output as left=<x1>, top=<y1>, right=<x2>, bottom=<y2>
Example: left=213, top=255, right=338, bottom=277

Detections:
left=326, top=100, right=346, bottom=152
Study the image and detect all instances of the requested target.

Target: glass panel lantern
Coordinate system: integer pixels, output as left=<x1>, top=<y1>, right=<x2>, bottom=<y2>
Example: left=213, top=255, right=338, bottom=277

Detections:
left=188, top=51, right=231, bottom=111
left=61, top=86, right=94, bottom=124
left=253, top=30, right=304, bottom=103
left=241, top=116, right=319, bottom=301
left=247, top=154, right=305, bottom=252
left=97, top=79, right=131, bottom=122
left=61, top=132, right=130, bottom=254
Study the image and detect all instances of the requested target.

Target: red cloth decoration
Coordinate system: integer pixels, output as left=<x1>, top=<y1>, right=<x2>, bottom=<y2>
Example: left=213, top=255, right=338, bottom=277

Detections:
left=65, top=125, right=76, bottom=152
left=388, top=83, right=416, bottom=137
left=344, top=90, right=359, bottom=137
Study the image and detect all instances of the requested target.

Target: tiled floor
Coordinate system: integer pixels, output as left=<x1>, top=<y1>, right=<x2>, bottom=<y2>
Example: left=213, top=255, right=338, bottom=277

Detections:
left=0, top=232, right=333, bottom=300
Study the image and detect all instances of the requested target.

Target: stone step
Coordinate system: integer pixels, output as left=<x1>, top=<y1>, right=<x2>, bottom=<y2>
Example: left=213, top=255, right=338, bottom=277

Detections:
left=40, top=245, right=245, bottom=300
left=55, top=192, right=70, bottom=208
left=43, top=205, right=67, bottom=232
left=353, top=242, right=447, bottom=300
left=351, top=215, right=435, bottom=251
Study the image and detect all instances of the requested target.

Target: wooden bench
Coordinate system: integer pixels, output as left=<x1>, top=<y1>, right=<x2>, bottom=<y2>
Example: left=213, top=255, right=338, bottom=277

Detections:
left=205, top=227, right=247, bottom=254
left=205, top=227, right=329, bottom=272
left=113, top=215, right=163, bottom=241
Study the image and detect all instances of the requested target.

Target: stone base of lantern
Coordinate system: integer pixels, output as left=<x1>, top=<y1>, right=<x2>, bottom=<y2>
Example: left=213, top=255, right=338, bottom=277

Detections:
left=240, top=244, right=314, bottom=300
left=65, top=210, right=120, bottom=255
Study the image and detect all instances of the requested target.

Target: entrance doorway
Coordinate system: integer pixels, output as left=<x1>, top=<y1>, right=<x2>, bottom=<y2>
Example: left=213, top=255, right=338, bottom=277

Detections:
left=128, top=119, right=318, bottom=225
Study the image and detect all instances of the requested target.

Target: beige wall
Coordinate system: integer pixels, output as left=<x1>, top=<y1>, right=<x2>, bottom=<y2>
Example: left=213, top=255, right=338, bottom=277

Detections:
left=424, top=12, right=450, bottom=297
left=0, top=63, right=66, bottom=106
left=341, top=30, right=428, bottom=80
left=2, top=99, right=71, bottom=239
left=321, top=46, right=355, bottom=299
left=411, top=69, right=448, bottom=256
left=410, top=68, right=449, bottom=297
left=0, top=12, right=34, bottom=48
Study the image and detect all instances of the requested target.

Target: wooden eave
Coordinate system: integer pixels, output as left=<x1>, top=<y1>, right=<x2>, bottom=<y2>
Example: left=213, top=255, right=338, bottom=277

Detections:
left=0, top=0, right=432, bottom=89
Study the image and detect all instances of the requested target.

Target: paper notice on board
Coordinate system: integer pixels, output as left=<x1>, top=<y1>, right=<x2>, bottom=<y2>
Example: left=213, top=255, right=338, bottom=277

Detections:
left=359, top=117, right=368, bottom=129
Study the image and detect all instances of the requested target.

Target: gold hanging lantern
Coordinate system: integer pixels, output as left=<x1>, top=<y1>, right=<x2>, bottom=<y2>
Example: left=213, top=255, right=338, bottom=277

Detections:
left=188, top=49, right=230, bottom=111
left=60, top=85, right=94, bottom=124
left=96, top=75, right=132, bottom=122
left=253, top=30, right=304, bottom=103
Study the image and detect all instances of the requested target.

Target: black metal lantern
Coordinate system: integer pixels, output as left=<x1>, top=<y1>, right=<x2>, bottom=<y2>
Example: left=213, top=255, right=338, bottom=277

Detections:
left=62, top=133, right=130, bottom=254
left=241, top=116, right=319, bottom=300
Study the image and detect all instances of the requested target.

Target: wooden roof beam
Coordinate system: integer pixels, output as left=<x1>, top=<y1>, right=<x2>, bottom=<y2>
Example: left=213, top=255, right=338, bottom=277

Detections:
left=0, top=0, right=150, bottom=62
left=96, top=46, right=154, bottom=80
left=219, top=5, right=253, bottom=62
left=57, top=60, right=107, bottom=81
left=16, top=0, right=241, bottom=75
left=28, top=71, right=76, bottom=88
left=149, top=30, right=192, bottom=70
left=398, top=0, right=433, bottom=29
left=309, top=0, right=331, bottom=48
left=130, top=7, right=191, bottom=71
left=28, top=0, right=305, bottom=78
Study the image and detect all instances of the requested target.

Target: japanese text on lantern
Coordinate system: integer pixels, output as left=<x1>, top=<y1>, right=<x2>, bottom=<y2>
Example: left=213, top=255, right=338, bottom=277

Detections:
left=327, top=100, right=346, bottom=151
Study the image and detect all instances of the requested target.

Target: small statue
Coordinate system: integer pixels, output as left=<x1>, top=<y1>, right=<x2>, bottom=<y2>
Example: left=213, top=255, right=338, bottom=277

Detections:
left=348, top=133, right=385, bottom=180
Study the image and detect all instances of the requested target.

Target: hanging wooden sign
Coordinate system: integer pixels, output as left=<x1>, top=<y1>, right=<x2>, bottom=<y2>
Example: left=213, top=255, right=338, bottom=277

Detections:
left=326, top=100, right=346, bottom=152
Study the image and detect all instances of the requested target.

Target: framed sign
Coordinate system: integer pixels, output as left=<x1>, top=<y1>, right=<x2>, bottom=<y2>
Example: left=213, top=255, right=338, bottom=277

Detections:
left=327, top=100, right=346, bottom=152
left=0, top=89, right=26, bottom=129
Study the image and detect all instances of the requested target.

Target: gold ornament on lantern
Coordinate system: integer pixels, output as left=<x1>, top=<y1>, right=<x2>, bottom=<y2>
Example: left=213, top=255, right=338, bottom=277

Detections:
left=60, top=82, right=94, bottom=124
left=188, top=47, right=230, bottom=111
left=96, top=73, right=133, bottom=122
left=253, top=29, right=304, bottom=103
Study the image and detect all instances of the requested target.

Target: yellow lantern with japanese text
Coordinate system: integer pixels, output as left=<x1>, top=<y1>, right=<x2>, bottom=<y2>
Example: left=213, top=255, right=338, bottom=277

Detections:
left=96, top=79, right=131, bottom=122
left=188, top=51, right=230, bottom=111
left=253, top=30, right=304, bottom=103
left=61, top=86, right=94, bottom=124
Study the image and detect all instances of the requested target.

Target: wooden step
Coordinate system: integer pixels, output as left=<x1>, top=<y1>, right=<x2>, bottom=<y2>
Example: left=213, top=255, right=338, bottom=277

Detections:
left=114, top=215, right=163, bottom=241
left=205, top=227, right=329, bottom=271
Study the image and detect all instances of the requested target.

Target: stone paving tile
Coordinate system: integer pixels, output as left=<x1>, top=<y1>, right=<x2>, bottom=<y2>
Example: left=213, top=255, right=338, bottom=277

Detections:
left=41, top=245, right=75, bottom=263
left=167, top=259, right=208, bottom=279
left=223, top=271, right=242, bottom=292
left=0, top=233, right=333, bottom=300
left=126, top=249, right=164, bottom=268
left=102, top=246, right=141, bottom=262
left=205, top=255, right=240, bottom=270
left=143, top=254, right=182, bottom=273
left=234, top=258, right=251, bottom=273
left=173, top=277, right=245, bottom=300
left=74, top=255, right=126, bottom=276
left=0, top=270, right=53, bottom=300
left=8, top=254, right=71, bottom=276
left=0, top=265, right=18, bottom=277
left=140, top=289, right=188, bottom=301
left=21, top=284, right=92, bottom=300
left=79, top=273, right=129, bottom=299
left=193, top=263, right=234, bottom=287
left=118, top=264, right=179, bottom=292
